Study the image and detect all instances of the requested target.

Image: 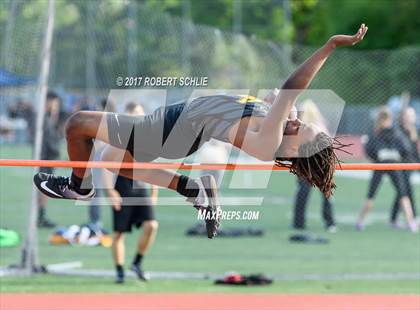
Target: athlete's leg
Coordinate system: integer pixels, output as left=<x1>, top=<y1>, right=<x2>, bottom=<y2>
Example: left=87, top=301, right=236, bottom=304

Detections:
left=406, top=171, right=417, bottom=218
left=322, top=196, right=335, bottom=229
left=388, top=171, right=417, bottom=232
left=65, top=111, right=111, bottom=178
left=390, top=194, right=400, bottom=224
left=129, top=220, right=158, bottom=281
left=38, top=110, right=189, bottom=194
left=293, top=179, right=310, bottom=230
left=113, top=231, right=125, bottom=266
left=34, top=111, right=111, bottom=199
left=390, top=171, right=417, bottom=223
left=113, top=231, right=125, bottom=283
left=100, top=145, right=181, bottom=190
left=137, top=220, right=158, bottom=256
left=356, top=170, right=383, bottom=229
left=101, top=145, right=221, bottom=238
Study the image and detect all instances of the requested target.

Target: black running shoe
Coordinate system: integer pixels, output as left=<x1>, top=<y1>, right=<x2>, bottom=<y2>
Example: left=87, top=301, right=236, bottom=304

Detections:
left=33, top=172, right=95, bottom=200
left=188, top=175, right=221, bottom=239
left=130, top=264, right=147, bottom=281
left=115, top=271, right=125, bottom=284
left=37, top=217, right=56, bottom=228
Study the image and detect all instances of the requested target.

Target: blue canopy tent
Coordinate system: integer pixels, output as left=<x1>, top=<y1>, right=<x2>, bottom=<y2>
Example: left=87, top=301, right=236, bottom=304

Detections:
left=0, top=68, right=35, bottom=87
left=0, top=69, right=36, bottom=115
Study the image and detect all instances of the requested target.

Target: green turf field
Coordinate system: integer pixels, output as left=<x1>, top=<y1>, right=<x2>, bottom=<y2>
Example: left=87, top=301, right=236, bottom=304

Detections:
left=1, top=145, right=419, bottom=293
left=2, top=275, right=419, bottom=293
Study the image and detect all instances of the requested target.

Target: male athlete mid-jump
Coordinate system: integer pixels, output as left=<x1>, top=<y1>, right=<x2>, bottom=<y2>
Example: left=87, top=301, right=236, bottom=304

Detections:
left=34, top=24, right=368, bottom=238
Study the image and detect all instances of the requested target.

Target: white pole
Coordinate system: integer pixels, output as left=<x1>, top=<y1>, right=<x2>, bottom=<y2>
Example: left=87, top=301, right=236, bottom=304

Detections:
left=22, top=0, right=55, bottom=273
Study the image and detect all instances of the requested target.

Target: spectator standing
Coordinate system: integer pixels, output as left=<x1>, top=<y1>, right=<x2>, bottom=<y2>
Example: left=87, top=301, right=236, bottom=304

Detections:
left=356, top=106, right=417, bottom=232
left=103, top=102, right=159, bottom=284
left=88, top=98, right=116, bottom=228
left=37, top=91, right=62, bottom=228
left=389, top=106, right=419, bottom=226
left=8, top=99, right=35, bottom=144
left=292, top=100, right=336, bottom=232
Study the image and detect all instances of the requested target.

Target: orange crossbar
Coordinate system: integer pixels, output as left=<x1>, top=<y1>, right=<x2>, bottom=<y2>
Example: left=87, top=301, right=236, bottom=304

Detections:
left=0, top=159, right=419, bottom=170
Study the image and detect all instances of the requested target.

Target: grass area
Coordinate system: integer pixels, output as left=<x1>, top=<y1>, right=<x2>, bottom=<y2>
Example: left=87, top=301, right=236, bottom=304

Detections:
left=1, top=144, right=419, bottom=293
left=1, top=275, right=419, bottom=294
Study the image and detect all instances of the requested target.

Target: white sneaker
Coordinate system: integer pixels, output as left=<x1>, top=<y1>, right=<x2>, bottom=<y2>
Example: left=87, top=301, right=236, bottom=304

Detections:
left=327, top=225, right=338, bottom=233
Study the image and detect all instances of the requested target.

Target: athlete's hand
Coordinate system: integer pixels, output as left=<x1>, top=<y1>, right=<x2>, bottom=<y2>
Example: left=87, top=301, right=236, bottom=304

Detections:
left=108, top=189, right=122, bottom=211
left=330, top=23, right=368, bottom=47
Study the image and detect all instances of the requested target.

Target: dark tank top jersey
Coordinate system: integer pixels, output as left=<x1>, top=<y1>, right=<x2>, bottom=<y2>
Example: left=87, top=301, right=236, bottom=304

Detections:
left=119, top=94, right=269, bottom=161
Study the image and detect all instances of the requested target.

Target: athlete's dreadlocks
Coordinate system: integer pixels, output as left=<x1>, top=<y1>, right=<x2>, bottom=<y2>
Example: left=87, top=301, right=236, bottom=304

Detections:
left=275, top=133, right=351, bottom=198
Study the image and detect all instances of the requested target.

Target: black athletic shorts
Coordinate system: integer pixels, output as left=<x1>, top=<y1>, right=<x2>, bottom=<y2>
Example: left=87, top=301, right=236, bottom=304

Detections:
left=113, top=204, right=155, bottom=233
left=106, top=102, right=204, bottom=161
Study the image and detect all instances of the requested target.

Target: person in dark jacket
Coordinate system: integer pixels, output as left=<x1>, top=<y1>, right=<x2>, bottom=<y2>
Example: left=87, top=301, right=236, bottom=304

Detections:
left=389, top=106, right=419, bottom=226
left=37, top=91, right=62, bottom=228
left=8, top=99, right=35, bottom=144
left=291, top=100, right=336, bottom=232
left=356, top=106, right=417, bottom=232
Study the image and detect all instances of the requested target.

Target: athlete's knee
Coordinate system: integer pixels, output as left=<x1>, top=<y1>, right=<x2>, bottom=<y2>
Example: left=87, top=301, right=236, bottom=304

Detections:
left=65, top=111, right=91, bottom=139
left=114, top=231, right=124, bottom=241
left=399, top=196, right=410, bottom=205
left=101, top=146, right=114, bottom=163
left=143, top=220, right=159, bottom=233
left=365, top=198, right=374, bottom=209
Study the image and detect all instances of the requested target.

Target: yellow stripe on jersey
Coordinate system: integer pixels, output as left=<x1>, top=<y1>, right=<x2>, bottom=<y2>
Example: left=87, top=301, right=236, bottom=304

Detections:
left=236, top=95, right=264, bottom=104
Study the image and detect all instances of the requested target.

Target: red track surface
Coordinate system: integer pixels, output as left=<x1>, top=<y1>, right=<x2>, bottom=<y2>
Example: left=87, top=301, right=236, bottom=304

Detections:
left=1, top=294, right=419, bottom=310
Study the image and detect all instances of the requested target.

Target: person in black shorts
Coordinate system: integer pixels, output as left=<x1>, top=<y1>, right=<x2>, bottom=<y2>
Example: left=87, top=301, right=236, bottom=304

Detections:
left=88, top=98, right=117, bottom=229
left=105, top=103, right=159, bottom=284
left=356, top=107, right=417, bottom=232
left=33, top=25, right=368, bottom=239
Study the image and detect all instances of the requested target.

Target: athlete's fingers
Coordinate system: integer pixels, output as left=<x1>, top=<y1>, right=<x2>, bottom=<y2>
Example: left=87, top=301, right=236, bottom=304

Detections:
left=354, top=25, right=368, bottom=44
left=357, top=24, right=366, bottom=39
left=361, top=26, right=368, bottom=39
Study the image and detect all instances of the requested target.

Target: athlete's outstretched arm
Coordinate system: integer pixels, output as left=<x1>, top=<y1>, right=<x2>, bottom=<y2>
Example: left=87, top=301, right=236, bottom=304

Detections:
left=241, top=24, right=368, bottom=160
